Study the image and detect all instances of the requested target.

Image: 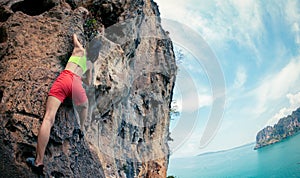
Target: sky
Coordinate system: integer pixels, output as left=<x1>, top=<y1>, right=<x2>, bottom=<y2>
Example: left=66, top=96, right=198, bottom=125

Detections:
left=154, top=0, right=300, bottom=158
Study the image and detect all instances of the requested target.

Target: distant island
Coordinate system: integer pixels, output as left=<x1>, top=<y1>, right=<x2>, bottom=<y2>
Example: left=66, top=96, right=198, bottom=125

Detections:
left=254, top=107, right=300, bottom=149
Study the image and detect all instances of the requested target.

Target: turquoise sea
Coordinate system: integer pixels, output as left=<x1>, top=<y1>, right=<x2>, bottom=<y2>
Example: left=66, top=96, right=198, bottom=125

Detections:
left=167, top=133, right=300, bottom=178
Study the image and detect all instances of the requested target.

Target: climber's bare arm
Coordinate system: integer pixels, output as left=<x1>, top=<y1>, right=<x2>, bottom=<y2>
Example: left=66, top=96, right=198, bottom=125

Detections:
left=72, top=34, right=85, bottom=57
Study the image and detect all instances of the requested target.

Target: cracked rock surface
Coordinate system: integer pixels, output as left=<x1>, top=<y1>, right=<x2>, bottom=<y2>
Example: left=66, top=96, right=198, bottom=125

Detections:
left=0, top=0, right=176, bottom=177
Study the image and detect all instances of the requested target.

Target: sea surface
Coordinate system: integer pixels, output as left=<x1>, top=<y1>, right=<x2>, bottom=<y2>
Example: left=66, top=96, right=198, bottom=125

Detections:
left=167, top=133, right=300, bottom=178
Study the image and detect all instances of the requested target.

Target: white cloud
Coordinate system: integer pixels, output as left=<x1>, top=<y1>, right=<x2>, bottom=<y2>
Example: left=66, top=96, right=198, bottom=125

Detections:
left=267, top=92, right=300, bottom=126
left=293, top=23, right=300, bottom=32
left=293, top=23, right=300, bottom=45
left=230, top=0, right=263, bottom=32
left=233, top=66, right=247, bottom=89
left=285, top=1, right=300, bottom=45
left=259, top=59, right=300, bottom=99
left=176, top=92, right=212, bottom=112
left=252, top=57, right=300, bottom=116
left=156, top=0, right=264, bottom=39
left=155, top=0, right=191, bottom=20
left=173, top=73, right=212, bottom=113
left=171, top=142, right=198, bottom=158
left=200, top=0, right=264, bottom=45
left=156, top=0, right=265, bottom=65
left=285, top=0, right=300, bottom=24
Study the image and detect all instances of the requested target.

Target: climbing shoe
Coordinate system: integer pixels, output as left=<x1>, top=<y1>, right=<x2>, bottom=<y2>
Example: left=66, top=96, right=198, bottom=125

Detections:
left=26, top=157, right=44, bottom=176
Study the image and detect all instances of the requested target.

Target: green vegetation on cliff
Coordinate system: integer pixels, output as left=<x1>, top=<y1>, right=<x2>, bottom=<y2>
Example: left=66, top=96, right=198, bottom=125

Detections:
left=255, top=108, right=300, bottom=149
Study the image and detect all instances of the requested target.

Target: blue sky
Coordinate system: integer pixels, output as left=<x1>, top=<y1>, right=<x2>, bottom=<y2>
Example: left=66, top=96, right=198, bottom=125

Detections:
left=155, top=0, right=300, bottom=157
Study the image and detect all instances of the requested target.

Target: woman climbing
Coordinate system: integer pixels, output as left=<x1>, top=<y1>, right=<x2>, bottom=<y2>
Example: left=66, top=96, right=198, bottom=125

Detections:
left=26, top=34, right=100, bottom=176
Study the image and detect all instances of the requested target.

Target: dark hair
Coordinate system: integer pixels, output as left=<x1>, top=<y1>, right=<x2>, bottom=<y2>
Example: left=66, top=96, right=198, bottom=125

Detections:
left=86, top=37, right=101, bottom=62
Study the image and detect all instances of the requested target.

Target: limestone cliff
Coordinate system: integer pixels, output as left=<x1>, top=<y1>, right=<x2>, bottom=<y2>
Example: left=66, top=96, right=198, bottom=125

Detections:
left=0, top=0, right=176, bottom=177
left=255, top=108, right=300, bottom=149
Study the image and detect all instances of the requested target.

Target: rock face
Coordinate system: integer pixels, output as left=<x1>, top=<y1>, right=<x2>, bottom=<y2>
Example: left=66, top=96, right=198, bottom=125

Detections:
left=255, top=108, right=300, bottom=149
left=0, top=0, right=176, bottom=177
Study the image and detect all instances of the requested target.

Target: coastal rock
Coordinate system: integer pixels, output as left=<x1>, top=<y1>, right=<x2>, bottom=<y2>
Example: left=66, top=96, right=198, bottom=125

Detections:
left=254, top=108, right=300, bottom=149
left=0, top=0, right=176, bottom=177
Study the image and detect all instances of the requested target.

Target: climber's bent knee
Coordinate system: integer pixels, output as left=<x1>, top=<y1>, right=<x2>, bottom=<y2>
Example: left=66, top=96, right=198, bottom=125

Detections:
left=77, top=101, right=88, bottom=109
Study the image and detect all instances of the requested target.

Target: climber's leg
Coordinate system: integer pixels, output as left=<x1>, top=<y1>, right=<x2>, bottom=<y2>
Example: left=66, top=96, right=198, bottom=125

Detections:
left=35, top=96, right=61, bottom=165
left=26, top=67, right=69, bottom=175
left=26, top=96, right=61, bottom=175
left=72, top=74, right=88, bottom=132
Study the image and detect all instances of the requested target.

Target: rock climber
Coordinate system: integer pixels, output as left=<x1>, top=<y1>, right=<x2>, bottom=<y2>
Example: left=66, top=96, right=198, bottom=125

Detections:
left=26, top=34, right=100, bottom=175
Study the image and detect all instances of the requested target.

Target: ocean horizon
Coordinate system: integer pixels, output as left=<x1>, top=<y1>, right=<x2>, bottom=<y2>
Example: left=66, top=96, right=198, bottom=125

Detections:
left=167, top=133, right=300, bottom=177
